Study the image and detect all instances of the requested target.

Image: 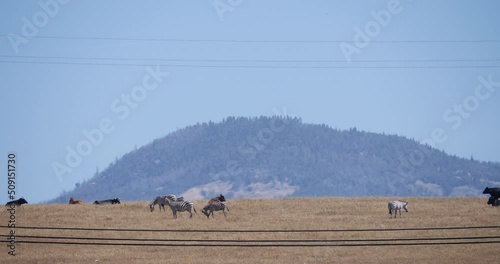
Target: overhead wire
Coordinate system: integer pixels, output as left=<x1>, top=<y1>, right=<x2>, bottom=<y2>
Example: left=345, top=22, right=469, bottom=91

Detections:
left=1, top=54, right=499, bottom=63
left=2, top=234, right=500, bottom=243
left=2, top=225, right=499, bottom=247
left=0, top=60, right=499, bottom=68
left=2, top=35, right=499, bottom=68
left=2, top=34, right=500, bottom=43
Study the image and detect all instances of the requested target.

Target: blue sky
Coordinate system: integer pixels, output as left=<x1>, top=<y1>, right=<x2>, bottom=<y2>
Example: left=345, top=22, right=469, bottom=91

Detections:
left=1, top=0, right=499, bottom=203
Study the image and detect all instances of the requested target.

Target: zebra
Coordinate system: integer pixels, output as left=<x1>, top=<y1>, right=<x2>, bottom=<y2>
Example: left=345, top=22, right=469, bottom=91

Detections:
left=163, top=199, right=197, bottom=219
left=388, top=200, right=408, bottom=218
left=149, top=195, right=177, bottom=212
left=202, top=202, right=229, bottom=219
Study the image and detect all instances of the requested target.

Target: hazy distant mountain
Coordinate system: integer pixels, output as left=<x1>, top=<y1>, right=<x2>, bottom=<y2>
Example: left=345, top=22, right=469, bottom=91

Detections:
left=51, top=116, right=500, bottom=203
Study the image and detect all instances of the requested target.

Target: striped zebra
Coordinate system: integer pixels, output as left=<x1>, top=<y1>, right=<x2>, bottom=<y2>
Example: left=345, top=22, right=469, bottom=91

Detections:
left=163, top=199, right=197, bottom=219
left=388, top=200, right=409, bottom=218
left=202, top=202, right=229, bottom=219
left=149, top=195, right=177, bottom=212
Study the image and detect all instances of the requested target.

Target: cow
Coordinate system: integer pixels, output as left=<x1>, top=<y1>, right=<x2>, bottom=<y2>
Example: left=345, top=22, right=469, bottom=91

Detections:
left=208, top=194, right=226, bottom=204
left=6, top=197, right=28, bottom=207
left=483, top=187, right=500, bottom=199
left=93, top=198, right=120, bottom=205
left=487, top=196, right=499, bottom=206
left=69, top=197, right=85, bottom=204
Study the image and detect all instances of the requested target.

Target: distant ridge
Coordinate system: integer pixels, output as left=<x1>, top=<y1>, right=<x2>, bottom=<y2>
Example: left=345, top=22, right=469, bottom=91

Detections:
left=51, top=116, right=500, bottom=203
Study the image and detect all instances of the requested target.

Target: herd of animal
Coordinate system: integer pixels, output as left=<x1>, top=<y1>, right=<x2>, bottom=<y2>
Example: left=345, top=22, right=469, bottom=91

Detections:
left=68, top=197, right=121, bottom=205
left=4, top=195, right=405, bottom=219
left=149, top=194, right=229, bottom=219
left=66, top=193, right=230, bottom=219
left=4, top=187, right=499, bottom=219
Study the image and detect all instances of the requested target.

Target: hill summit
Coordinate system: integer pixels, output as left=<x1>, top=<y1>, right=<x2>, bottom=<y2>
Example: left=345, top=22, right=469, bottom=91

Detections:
left=52, top=116, right=500, bottom=202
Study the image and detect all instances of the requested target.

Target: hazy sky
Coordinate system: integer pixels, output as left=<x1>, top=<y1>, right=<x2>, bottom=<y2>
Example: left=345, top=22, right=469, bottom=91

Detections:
left=1, top=0, right=499, bottom=203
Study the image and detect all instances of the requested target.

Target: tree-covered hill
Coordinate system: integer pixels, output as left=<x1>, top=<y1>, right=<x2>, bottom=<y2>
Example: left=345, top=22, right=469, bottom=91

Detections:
left=51, top=116, right=500, bottom=203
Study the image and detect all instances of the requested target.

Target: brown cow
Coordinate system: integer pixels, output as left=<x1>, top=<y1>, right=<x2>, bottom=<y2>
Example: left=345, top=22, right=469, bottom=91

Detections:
left=69, top=197, right=85, bottom=204
left=208, top=194, right=226, bottom=204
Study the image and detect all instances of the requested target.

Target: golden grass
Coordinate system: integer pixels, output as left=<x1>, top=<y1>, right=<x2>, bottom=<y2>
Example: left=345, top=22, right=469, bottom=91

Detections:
left=2, top=197, right=500, bottom=263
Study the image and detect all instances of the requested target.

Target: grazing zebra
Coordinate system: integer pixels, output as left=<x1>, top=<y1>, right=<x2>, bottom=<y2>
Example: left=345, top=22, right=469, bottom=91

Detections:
left=208, top=194, right=226, bottom=204
left=388, top=201, right=409, bottom=218
left=202, top=202, right=229, bottom=219
left=163, top=199, right=197, bottom=219
left=149, top=195, right=178, bottom=212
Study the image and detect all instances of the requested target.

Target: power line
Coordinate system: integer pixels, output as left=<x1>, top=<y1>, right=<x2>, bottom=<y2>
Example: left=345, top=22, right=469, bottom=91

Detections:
left=7, top=240, right=500, bottom=247
left=3, top=225, right=499, bottom=248
left=1, top=60, right=499, bottom=69
left=2, top=55, right=500, bottom=63
left=2, top=34, right=500, bottom=43
left=2, top=234, right=499, bottom=243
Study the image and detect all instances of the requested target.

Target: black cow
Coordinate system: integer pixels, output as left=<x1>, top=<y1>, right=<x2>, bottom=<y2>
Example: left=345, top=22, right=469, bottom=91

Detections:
left=6, top=197, right=28, bottom=207
left=93, top=198, right=120, bottom=205
left=487, top=197, right=499, bottom=207
left=483, top=187, right=500, bottom=199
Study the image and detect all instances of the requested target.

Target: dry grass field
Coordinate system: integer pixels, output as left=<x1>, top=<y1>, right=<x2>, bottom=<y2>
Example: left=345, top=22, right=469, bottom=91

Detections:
left=2, top=197, right=500, bottom=263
